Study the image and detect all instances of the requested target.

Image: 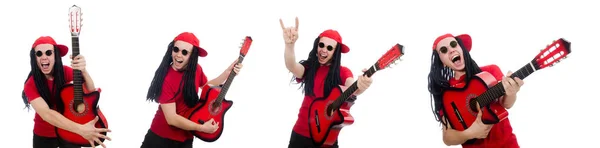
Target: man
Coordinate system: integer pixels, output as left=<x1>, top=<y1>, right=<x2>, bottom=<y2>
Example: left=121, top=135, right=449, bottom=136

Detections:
left=141, top=32, right=243, bottom=148
left=22, top=36, right=111, bottom=148
left=280, top=17, right=373, bottom=148
left=427, top=33, right=524, bottom=147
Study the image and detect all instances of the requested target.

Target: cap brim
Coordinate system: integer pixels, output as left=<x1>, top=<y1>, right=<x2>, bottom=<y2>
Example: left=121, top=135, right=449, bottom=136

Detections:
left=197, top=47, right=208, bottom=57
left=455, top=34, right=472, bottom=52
left=56, top=44, right=69, bottom=57
left=341, top=44, right=350, bottom=53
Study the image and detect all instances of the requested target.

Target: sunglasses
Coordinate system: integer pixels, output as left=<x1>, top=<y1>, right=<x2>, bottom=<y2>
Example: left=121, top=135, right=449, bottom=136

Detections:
left=172, top=46, right=189, bottom=56
left=438, top=40, right=458, bottom=54
left=318, top=42, right=334, bottom=51
left=35, top=50, right=53, bottom=57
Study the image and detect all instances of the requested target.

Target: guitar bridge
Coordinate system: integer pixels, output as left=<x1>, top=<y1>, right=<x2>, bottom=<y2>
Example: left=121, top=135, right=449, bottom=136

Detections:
left=314, top=110, right=321, bottom=133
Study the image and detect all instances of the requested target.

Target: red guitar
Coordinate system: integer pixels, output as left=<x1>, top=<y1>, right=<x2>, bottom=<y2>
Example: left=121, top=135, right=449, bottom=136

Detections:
left=185, top=36, right=253, bottom=142
left=308, top=44, right=405, bottom=147
left=57, top=5, right=109, bottom=147
left=441, top=38, right=571, bottom=140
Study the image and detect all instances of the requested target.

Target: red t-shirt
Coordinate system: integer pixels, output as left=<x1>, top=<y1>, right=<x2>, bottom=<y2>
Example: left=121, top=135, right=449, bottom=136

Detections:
left=445, top=64, right=519, bottom=148
left=23, top=65, right=74, bottom=138
left=149, top=64, right=208, bottom=142
left=292, top=65, right=354, bottom=138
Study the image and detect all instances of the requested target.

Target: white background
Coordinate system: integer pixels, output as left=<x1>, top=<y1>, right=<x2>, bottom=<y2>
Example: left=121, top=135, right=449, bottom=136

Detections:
left=0, top=0, right=597, bottom=147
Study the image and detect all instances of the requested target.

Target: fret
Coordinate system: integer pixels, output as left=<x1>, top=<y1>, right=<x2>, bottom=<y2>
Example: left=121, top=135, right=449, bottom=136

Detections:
left=329, top=65, right=377, bottom=110
left=72, top=36, right=83, bottom=102
left=472, top=62, right=536, bottom=109
left=215, top=55, right=244, bottom=103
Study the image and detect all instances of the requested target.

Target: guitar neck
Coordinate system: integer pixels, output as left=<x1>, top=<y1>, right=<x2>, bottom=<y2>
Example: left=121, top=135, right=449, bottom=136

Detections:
left=472, top=59, right=538, bottom=108
left=72, top=36, right=84, bottom=101
left=330, top=65, right=378, bottom=110
left=215, top=54, right=245, bottom=102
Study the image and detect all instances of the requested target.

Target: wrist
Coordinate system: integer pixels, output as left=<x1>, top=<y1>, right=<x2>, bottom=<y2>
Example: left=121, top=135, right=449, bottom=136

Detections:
left=75, top=124, right=85, bottom=135
left=196, top=124, right=204, bottom=132
left=462, top=128, right=474, bottom=139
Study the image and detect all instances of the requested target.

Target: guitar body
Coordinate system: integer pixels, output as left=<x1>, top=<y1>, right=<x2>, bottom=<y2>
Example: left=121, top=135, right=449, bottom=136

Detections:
left=187, top=84, right=233, bottom=142
left=308, top=86, right=355, bottom=147
left=441, top=72, right=508, bottom=131
left=57, top=83, right=108, bottom=147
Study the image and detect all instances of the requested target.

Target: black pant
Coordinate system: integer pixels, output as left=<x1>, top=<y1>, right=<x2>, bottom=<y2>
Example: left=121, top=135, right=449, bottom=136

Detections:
left=140, top=129, right=193, bottom=148
left=288, top=131, right=339, bottom=148
left=33, top=134, right=80, bottom=148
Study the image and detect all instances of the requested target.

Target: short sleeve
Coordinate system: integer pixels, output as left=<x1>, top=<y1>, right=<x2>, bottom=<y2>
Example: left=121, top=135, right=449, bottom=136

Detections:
left=196, top=64, right=208, bottom=87
left=24, top=76, right=41, bottom=102
left=295, top=61, right=309, bottom=83
left=158, top=78, right=179, bottom=104
left=480, top=64, right=504, bottom=81
left=339, top=66, right=354, bottom=86
left=63, top=66, right=74, bottom=83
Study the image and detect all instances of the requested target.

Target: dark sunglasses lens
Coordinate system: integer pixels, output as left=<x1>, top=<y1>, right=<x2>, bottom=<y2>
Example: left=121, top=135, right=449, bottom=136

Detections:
left=181, top=50, right=188, bottom=56
left=36, top=51, right=43, bottom=57
left=327, top=46, right=333, bottom=51
left=318, top=42, right=325, bottom=48
left=440, top=47, right=448, bottom=54
left=173, top=47, right=180, bottom=52
left=45, top=50, right=53, bottom=56
left=450, top=41, right=457, bottom=48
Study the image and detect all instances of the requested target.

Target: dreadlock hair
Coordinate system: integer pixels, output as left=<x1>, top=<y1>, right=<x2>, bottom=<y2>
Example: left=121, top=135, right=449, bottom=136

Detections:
left=428, top=37, right=482, bottom=125
left=291, top=36, right=343, bottom=98
left=21, top=46, right=67, bottom=110
left=146, top=41, right=202, bottom=108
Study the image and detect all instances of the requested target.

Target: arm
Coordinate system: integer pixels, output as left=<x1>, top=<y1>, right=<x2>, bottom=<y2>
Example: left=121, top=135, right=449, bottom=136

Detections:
left=344, top=78, right=365, bottom=96
left=284, top=44, right=305, bottom=78
left=81, top=69, right=96, bottom=92
left=30, top=98, right=86, bottom=136
left=161, top=103, right=207, bottom=131
left=441, top=116, right=473, bottom=146
left=501, top=95, right=517, bottom=109
left=206, top=68, right=231, bottom=87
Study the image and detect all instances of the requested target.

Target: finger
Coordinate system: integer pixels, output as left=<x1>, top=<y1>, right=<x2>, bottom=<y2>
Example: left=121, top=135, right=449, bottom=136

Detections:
left=279, top=19, right=286, bottom=30
left=507, top=78, right=517, bottom=87
left=515, top=77, right=524, bottom=86
left=94, top=138, right=105, bottom=148
left=506, top=71, right=513, bottom=76
left=89, top=140, right=95, bottom=148
left=95, top=133, right=110, bottom=140
left=294, top=17, right=299, bottom=30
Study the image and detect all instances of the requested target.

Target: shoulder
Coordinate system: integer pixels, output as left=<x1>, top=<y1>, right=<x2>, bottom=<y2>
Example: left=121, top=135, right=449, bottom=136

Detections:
left=24, top=76, right=36, bottom=88
left=339, top=66, right=353, bottom=78
left=480, top=64, right=504, bottom=80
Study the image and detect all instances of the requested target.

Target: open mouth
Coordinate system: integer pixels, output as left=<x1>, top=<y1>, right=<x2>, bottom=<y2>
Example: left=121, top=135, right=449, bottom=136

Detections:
left=41, top=63, right=50, bottom=69
left=318, top=52, right=328, bottom=61
left=451, top=55, right=460, bottom=63
left=176, top=59, right=183, bottom=64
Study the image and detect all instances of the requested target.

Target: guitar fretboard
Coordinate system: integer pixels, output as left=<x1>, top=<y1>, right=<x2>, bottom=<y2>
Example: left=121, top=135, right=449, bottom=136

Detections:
left=329, top=65, right=378, bottom=111
left=72, top=36, right=84, bottom=102
left=215, top=55, right=244, bottom=103
left=470, top=59, right=538, bottom=110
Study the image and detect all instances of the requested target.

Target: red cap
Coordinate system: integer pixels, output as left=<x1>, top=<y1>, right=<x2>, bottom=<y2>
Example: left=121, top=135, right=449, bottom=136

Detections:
left=173, top=32, right=207, bottom=57
left=432, top=33, right=472, bottom=52
left=32, top=36, right=69, bottom=57
left=319, top=29, right=350, bottom=53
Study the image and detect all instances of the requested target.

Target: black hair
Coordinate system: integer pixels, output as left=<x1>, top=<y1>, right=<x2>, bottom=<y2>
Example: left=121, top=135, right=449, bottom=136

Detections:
left=291, top=37, right=344, bottom=98
left=21, top=46, right=67, bottom=110
left=146, top=41, right=203, bottom=108
left=428, top=37, right=482, bottom=125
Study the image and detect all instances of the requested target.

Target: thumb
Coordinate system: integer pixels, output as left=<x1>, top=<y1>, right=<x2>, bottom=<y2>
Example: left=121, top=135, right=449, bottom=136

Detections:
left=90, top=116, right=99, bottom=124
left=475, top=102, right=483, bottom=118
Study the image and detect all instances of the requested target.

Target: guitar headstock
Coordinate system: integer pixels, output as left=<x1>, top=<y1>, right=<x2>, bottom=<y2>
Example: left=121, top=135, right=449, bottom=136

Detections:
left=239, top=36, right=253, bottom=56
left=374, top=44, right=405, bottom=70
left=532, top=38, right=571, bottom=70
left=68, top=5, right=83, bottom=37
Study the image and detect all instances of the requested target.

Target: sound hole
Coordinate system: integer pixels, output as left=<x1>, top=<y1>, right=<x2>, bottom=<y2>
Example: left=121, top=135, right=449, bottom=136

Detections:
left=208, top=100, right=220, bottom=116
left=324, top=100, right=335, bottom=120
left=69, top=99, right=88, bottom=116
left=466, top=94, right=479, bottom=117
